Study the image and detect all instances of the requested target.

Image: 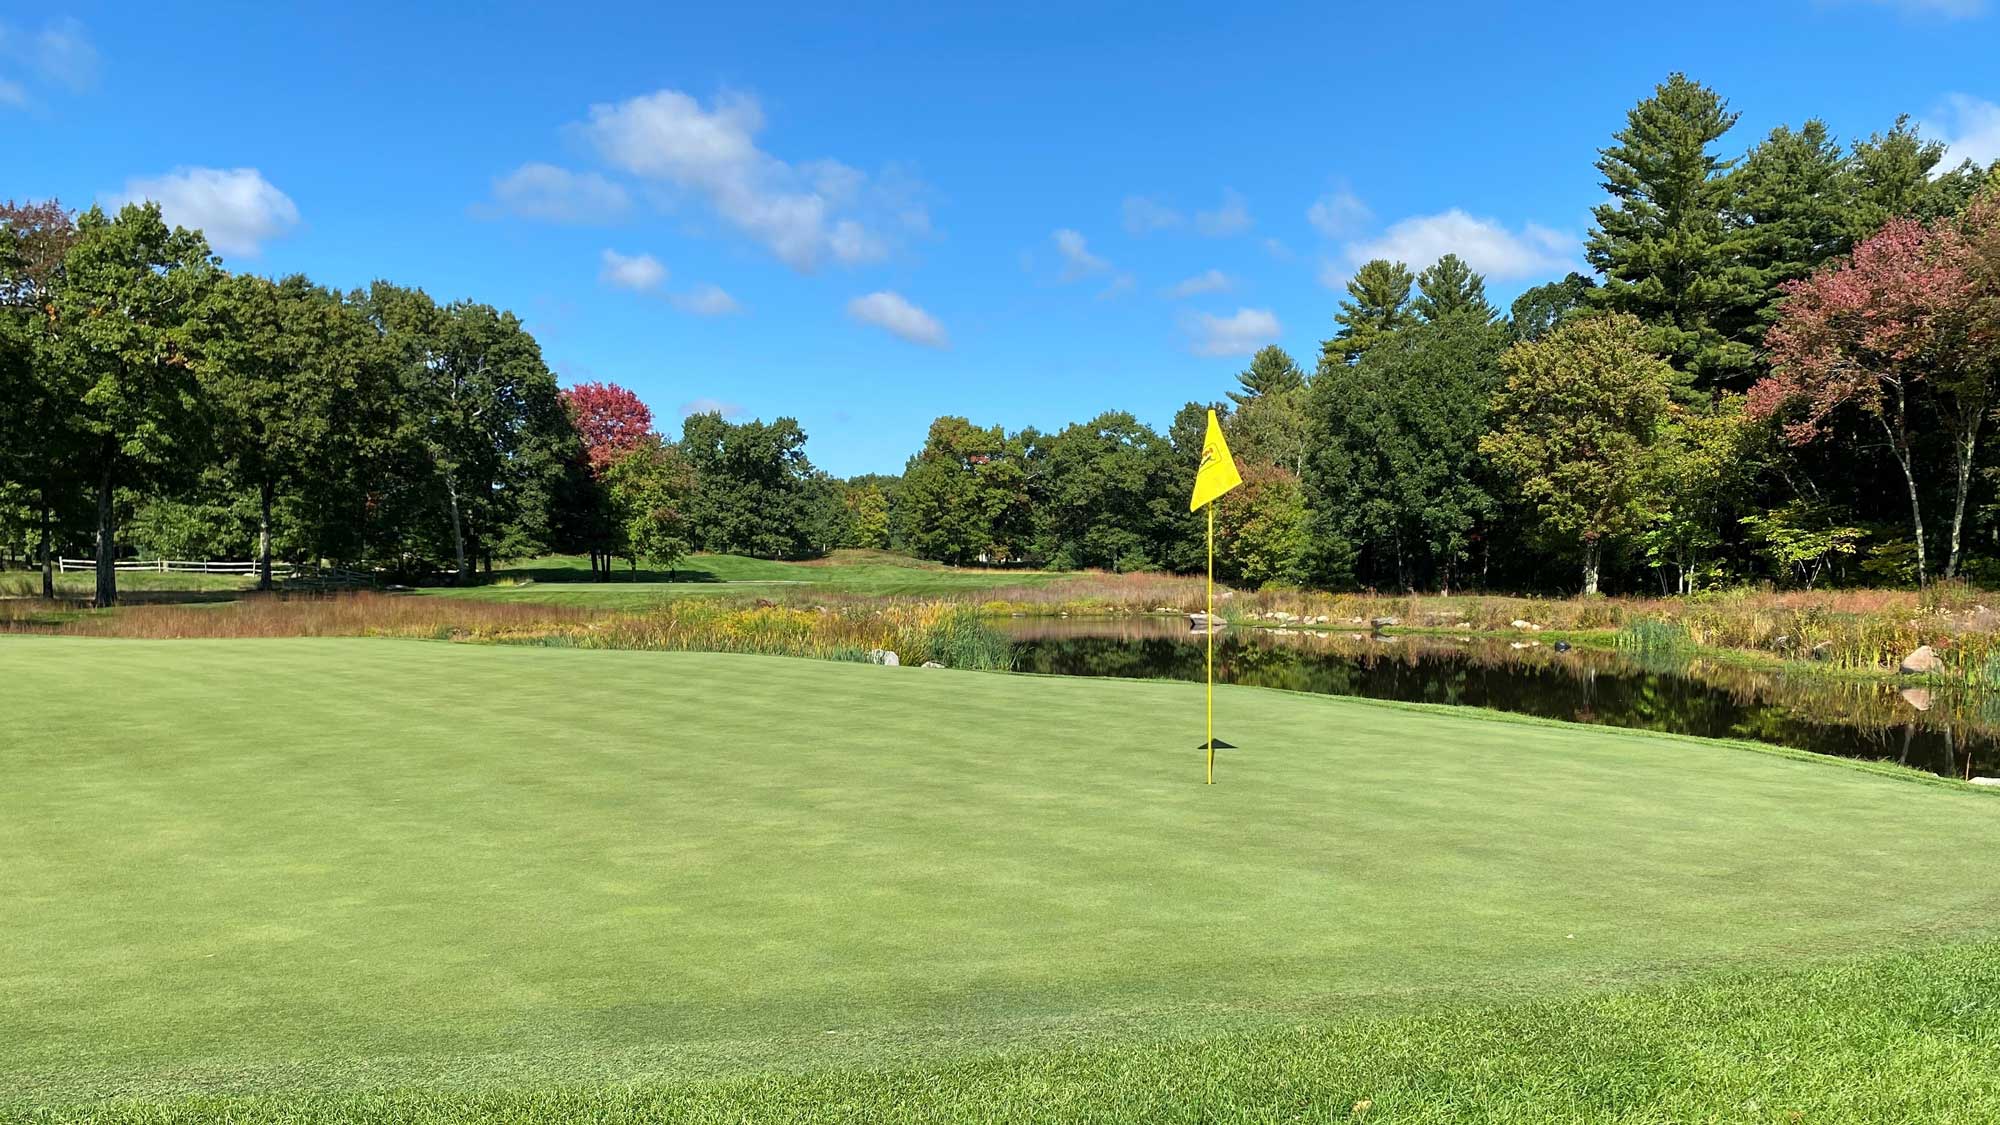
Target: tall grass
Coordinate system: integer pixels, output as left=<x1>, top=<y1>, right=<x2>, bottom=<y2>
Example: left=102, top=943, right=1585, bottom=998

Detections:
left=0, top=591, right=1014, bottom=670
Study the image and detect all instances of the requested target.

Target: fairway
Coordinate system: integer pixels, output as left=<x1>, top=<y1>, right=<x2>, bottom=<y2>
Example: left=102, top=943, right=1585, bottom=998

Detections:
left=4, top=637, right=1999, bottom=1113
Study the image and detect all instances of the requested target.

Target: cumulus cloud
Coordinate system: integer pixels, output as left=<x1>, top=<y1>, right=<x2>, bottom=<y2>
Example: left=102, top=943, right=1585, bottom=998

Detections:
left=1929, top=94, right=2000, bottom=169
left=576, top=88, right=919, bottom=271
left=103, top=167, right=299, bottom=257
left=488, top=163, right=630, bottom=223
left=847, top=290, right=949, bottom=348
left=599, top=249, right=667, bottom=291
left=1338, top=209, right=1573, bottom=282
left=1307, top=189, right=1371, bottom=238
left=1165, top=269, right=1233, bottom=299
left=1097, top=272, right=1137, bottom=301
left=1195, top=189, right=1252, bottom=236
left=1053, top=228, right=1110, bottom=280
left=1186, top=307, right=1280, bottom=357
left=1122, top=195, right=1183, bottom=234
left=672, top=283, right=743, bottom=316
left=29, top=17, right=96, bottom=90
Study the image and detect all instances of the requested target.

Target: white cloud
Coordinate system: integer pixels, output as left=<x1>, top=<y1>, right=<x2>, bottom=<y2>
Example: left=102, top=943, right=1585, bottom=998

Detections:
left=847, top=290, right=949, bottom=348
left=1195, top=189, right=1252, bottom=236
left=681, top=397, right=746, bottom=419
left=672, top=283, right=742, bottom=316
left=489, top=163, right=630, bottom=223
left=1307, top=189, right=1371, bottom=238
left=31, top=17, right=96, bottom=90
left=1053, top=228, right=1109, bottom=280
left=578, top=88, right=917, bottom=271
left=1262, top=237, right=1296, bottom=261
left=1097, top=272, right=1137, bottom=301
left=1165, top=269, right=1233, bottom=299
left=1929, top=94, right=2000, bottom=169
left=1339, top=209, right=1573, bottom=282
left=1123, top=195, right=1183, bottom=234
left=599, top=249, right=667, bottom=292
left=103, top=167, right=299, bottom=258
left=0, top=78, right=24, bottom=108
left=1186, top=307, right=1280, bottom=357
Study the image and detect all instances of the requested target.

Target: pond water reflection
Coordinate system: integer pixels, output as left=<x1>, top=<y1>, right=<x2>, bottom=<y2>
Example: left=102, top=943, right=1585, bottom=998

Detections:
left=1002, top=617, right=1999, bottom=780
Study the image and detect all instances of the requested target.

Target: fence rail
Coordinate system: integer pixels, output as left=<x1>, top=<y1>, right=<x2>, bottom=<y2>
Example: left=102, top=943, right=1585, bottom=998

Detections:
left=54, top=558, right=377, bottom=587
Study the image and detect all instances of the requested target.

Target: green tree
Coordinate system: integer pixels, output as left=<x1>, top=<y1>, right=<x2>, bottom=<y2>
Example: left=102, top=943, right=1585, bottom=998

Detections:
left=1726, top=120, right=1853, bottom=346
left=1481, top=313, right=1675, bottom=595
left=202, top=275, right=386, bottom=588
left=1412, top=254, right=1496, bottom=323
left=1585, top=73, right=1752, bottom=393
left=602, top=436, right=694, bottom=578
left=1214, top=460, right=1310, bottom=587
left=840, top=478, right=894, bottom=549
left=1847, top=116, right=1988, bottom=238
left=1320, top=259, right=1413, bottom=369
left=1508, top=272, right=1595, bottom=342
left=1228, top=344, right=1305, bottom=405
left=680, top=413, right=837, bottom=559
left=1637, top=399, right=1766, bottom=593
left=897, top=417, right=1031, bottom=565
left=1305, top=311, right=1508, bottom=591
left=43, top=203, right=221, bottom=605
left=1032, top=412, right=1175, bottom=571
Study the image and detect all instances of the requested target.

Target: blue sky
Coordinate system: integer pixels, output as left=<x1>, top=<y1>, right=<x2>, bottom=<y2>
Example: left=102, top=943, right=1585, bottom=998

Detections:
left=6, top=1, right=1999, bottom=476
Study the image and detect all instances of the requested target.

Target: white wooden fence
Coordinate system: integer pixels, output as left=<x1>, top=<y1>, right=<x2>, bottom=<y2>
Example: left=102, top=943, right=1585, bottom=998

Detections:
left=56, top=557, right=280, bottom=575
left=55, top=558, right=377, bottom=586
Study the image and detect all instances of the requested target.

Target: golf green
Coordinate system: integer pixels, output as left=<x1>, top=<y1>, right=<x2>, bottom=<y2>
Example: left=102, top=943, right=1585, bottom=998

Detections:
left=4, top=636, right=1996, bottom=1106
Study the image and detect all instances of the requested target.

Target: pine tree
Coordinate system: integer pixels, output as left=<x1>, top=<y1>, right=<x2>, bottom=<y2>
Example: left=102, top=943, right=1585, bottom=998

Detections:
left=1585, top=73, right=1752, bottom=394
left=1508, top=273, right=1596, bottom=342
left=1229, top=344, right=1305, bottom=405
left=1847, top=115, right=1987, bottom=237
left=1726, top=120, right=1852, bottom=346
left=1321, top=259, right=1413, bottom=369
left=1412, top=253, right=1496, bottom=323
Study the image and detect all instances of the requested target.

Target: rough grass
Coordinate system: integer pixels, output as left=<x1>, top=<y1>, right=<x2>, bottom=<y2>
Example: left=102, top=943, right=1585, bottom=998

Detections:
left=19, top=942, right=2000, bottom=1123
left=4, top=637, right=1997, bottom=1119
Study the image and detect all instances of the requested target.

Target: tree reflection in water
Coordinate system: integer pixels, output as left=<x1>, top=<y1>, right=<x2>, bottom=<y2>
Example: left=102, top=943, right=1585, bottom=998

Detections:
left=1002, top=618, right=1997, bottom=780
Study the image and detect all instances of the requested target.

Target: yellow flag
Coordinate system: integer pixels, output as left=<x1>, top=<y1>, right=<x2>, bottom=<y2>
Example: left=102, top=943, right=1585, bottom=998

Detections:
left=1188, top=409, right=1243, bottom=511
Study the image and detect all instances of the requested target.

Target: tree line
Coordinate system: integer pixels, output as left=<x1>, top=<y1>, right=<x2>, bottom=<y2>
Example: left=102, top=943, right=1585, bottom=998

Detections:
left=859, top=75, right=2000, bottom=595
left=4, top=73, right=1998, bottom=601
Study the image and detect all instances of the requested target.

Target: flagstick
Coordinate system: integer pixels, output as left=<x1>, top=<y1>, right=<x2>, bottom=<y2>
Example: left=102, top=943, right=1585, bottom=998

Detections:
left=1206, top=503, right=1214, bottom=785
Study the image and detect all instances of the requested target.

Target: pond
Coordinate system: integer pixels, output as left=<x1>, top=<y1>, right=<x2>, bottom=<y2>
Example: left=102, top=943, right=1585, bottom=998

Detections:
left=1001, top=617, right=2000, bottom=781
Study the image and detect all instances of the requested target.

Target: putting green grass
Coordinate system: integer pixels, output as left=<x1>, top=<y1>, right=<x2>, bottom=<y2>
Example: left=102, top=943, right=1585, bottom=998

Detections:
left=4, top=637, right=1998, bottom=1120
left=421, top=549, right=1069, bottom=608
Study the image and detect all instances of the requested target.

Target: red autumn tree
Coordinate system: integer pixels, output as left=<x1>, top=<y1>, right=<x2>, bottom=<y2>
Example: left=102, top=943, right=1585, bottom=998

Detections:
left=1749, top=201, right=2000, bottom=584
left=563, top=381, right=655, bottom=476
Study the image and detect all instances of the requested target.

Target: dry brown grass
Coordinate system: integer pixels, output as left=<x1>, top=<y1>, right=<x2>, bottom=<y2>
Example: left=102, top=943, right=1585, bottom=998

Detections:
left=0, top=591, right=600, bottom=640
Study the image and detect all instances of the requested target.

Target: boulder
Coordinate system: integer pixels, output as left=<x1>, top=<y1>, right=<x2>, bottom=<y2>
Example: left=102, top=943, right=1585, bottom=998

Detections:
left=1899, top=645, right=1939, bottom=675
left=1510, top=619, right=1542, bottom=631
left=920, top=661, right=945, bottom=669
left=1810, top=641, right=1833, bottom=660
left=867, top=649, right=900, bottom=667
left=1971, top=777, right=2000, bottom=788
left=1900, top=687, right=1932, bottom=712
left=1370, top=616, right=1400, bottom=628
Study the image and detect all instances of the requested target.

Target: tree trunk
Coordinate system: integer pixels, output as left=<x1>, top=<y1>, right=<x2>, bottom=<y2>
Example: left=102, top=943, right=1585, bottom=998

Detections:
left=1883, top=398, right=1927, bottom=586
left=37, top=495, right=52, bottom=600
left=1581, top=537, right=1601, bottom=597
left=1945, top=427, right=1977, bottom=580
left=257, top=479, right=275, bottom=592
left=94, top=451, right=116, bottom=607
left=445, top=475, right=468, bottom=584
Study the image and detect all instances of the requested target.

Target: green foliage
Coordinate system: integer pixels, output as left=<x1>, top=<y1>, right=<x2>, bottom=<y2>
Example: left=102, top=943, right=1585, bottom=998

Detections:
left=1507, top=272, right=1595, bottom=342
left=1637, top=398, right=1767, bottom=593
left=1482, top=313, right=1675, bottom=594
left=1320, top=258, right=1413, bottom=369
left=1412, top=253, right=1495, bottom=323
left=896, top=417, right=1032, bottom=564
left=1214, top=461, right=1310, bottom=587
left=1032, top=411, right=1179, bottom=571
left=680, top=413, right=839, bottom=560
left=602, top=437, right=695, bottom=575
left=1585, top=73, right=1752, bottom=393
left=1227, top=344, right=1305, bottom=405
left=1305, top=312, right=1508, bottom=591
left=1740, top=500, right=1866, bottom=590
